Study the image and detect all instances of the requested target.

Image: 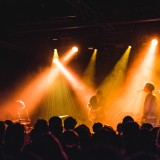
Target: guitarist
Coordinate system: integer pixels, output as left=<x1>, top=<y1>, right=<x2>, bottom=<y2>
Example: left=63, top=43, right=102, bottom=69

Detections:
left=88, top=89, right=105, bottom=124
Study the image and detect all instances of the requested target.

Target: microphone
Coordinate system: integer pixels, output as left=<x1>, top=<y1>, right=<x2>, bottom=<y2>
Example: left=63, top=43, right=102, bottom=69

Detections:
left=137, top=89, right=144, bottom=92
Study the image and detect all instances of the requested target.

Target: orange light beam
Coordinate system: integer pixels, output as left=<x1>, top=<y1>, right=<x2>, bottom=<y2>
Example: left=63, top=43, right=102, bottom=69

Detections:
left=60, top=46, right=78, bottom=64
left=53, top=59, right=94, bottom=107
left=1, top=66, right=60, bottom=117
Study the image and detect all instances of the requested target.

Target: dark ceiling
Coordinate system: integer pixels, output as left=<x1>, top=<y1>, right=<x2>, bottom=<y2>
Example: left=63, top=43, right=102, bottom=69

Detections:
left=0, top=0, right=160, bottom=91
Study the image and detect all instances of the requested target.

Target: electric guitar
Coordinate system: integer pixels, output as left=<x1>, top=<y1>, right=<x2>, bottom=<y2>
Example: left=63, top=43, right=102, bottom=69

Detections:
left=88, top=105, right=102, bottom=123
left=88, top=94, right=105, bottom=123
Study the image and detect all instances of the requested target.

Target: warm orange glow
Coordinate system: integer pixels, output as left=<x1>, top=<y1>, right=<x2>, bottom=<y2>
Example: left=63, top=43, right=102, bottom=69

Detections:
left=52, top=49, right=59, bottom=63
left=72, top=46, right=78, bottom=52
left=53, top=59, right=94, bottom=109
left=100, top=46, right=131, bottom=94
left=0, top=67, right=60, bottom=121
left=1, top=37, right=159, bottom=131
left=97, top=46, right=131, bottom=129
left=1, top=46, right=80, bottom=121
left=83, top=49, right=97, bottom=88
left=117, top=39, right=159, bottom=129
left=61, top=46, right=78, bottom=64
left=151, top=39, right=158, bottom=46
left=38, top=71, right=81, bottom=121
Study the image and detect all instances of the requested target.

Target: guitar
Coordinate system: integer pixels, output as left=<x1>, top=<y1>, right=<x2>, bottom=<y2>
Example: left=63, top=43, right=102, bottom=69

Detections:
left=88, top=106, right=102, bottom=123
left=88, top=93, right=105, bottom=123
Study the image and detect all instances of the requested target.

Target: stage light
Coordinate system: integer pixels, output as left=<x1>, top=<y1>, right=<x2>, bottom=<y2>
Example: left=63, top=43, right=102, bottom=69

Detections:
left=151, top=39, right=158, bottom=45
left=61, top=46, right=78, bottom=63
left=72, top=46, right=78, bottom=52
left=52, top=49, right=59, bottom=64
left=53, top=58, right=58, bottom=63
left=88, top=47, right=94, bottom=50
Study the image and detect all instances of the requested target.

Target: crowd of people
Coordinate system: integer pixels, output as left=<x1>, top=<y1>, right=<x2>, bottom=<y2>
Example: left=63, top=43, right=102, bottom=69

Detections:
left=0, top=115, right=160, bottom=160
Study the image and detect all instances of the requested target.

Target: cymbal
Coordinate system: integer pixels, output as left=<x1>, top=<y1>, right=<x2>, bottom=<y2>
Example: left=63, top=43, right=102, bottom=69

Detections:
left=59, top=115, right=69, bottom=118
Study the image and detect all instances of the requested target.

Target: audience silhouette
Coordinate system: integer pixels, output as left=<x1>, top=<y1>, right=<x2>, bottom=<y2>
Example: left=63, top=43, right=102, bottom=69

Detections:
left=0, top=115, right=160, bottom=160
left=49, top=116, right=63, bottom=143
left=64, top=117, right=77, bottom=131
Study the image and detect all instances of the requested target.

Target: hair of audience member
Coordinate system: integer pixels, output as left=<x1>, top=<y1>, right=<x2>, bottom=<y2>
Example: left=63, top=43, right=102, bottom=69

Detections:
left=122, top=116, right=134, bottom=124
left=64, top=116, right=77, bottom=130
left=33, top=119, right=49, bottom=133
left=141, top=123, right=153, bottom=131
left=30, top=119, right=49, bottom=142
left=74, top=124, right=91, bottom=148
left=116, top=122, right=123, bottom=135
left=122, top=121, right=139, bottom=136
left=49, top=116, right=63, bottom=128
left=92, top=122, right=103, bottom=133
left=48, top=116, right=63, bottom=138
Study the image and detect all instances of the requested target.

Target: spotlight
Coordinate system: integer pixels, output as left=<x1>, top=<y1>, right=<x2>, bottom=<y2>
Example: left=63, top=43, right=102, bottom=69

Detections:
left=151, top=39, right=158, bottom=45
left=52, top=49, right=59, bottom=63
left=72, top=46, right=78, bottom=52
left=53, top=58, right=58, bottom=63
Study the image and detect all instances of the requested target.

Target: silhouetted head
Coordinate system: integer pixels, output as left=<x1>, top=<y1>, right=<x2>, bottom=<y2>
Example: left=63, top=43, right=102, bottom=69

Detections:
left=64, top=116, right=77, bottom=130
left=48, top=116, right=63, bottom=138
left=96, top=90, right=102, bottom=96
left=92, top=122, right=103, bottom=133
left=144, top=82, right=155, bottom=92
left=141, top=123, right=153, bottom=130
left=4, top=120, right=14, bottom=126
left=116, top=122, right=123, bottom=135
left=122, top=121, right=139, bottom=136
left=75, top=124, right=91, bottom=144
left=34, top=119, right=49, bottom=133
left=122, top=115, right=134, bottom=124
left=49, top=116, right=63, bottom=128
left=30, top=119, right=49, bottom=141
